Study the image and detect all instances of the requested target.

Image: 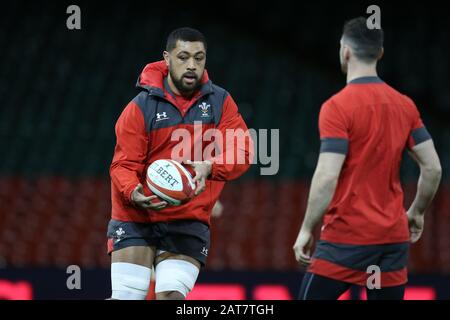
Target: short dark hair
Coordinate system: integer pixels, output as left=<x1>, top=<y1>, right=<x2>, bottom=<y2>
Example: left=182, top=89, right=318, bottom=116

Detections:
left=166, top=27, right=207, bottom=52
left=342, top=17, right=384, bottom=62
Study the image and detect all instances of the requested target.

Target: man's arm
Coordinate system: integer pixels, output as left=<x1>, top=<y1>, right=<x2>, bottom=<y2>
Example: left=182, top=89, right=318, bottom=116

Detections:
left=301, top=153, right=346, bottom=231
left=407, top=139, right=442, bottom=243
left=110, top=101, right=147, bottom=203
left=293, top=99, right=349, bottom=265
left=293, top=152, right=346, bottom=265
left=110, top=101, right=166, bottom=210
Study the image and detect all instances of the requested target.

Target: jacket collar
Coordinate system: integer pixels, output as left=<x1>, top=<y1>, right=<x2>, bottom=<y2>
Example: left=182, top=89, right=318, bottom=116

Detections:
left=136, top=60, right=212, bottom=98
left=348, top=76, right=384, bottom=84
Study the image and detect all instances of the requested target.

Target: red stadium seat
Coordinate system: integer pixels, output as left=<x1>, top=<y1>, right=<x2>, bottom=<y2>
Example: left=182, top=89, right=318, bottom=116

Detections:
left=0, top=177, right=448, bottom=272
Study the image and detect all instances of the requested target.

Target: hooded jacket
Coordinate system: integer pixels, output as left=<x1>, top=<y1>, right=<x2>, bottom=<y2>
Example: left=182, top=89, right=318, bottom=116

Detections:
left=110, top=61, right=252, bottom=225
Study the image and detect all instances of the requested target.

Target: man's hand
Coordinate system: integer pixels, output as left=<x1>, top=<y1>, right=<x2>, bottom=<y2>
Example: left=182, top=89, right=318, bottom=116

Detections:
left=407, top=208, right=425, bottom=243
left=293, top=229, right=314, bottom=266
left=185, top=160, right=212, bottom=196
left=212, top=200, right=224, bottom=218
left=131, top=184, right=167, bottom=210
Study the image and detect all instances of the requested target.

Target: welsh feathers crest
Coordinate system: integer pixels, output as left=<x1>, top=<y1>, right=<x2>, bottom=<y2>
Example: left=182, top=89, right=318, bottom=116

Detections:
left=198, top=102, right=211, bottom=116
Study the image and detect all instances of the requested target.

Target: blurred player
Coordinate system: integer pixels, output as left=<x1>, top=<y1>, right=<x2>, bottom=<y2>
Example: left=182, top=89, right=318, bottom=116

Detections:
left=293, top=17, right=442, bottom=300
left=107, top=27, right=252, bottom=300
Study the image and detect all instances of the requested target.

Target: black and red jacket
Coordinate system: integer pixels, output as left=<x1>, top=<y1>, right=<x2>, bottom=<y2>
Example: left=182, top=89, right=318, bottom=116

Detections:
left=110, top=61, right=253, bottom=225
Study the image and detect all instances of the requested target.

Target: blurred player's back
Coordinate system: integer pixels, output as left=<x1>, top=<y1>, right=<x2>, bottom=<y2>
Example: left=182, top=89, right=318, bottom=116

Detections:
left=319, top=76, right=429, bottom=245
left=295, top=16, right=441, bottom=301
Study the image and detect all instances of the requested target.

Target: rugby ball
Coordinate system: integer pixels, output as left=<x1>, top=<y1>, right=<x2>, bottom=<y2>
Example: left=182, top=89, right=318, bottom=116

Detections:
left=146, top=159, right=196, bottom=206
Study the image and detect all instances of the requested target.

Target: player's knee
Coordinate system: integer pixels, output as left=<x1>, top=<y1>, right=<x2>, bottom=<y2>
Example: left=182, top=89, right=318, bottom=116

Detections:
left=111, top=262, right=151, bottom=300
left=154, top=259, right=200, bottom=299
left=156, top=290, right=185, bottom=300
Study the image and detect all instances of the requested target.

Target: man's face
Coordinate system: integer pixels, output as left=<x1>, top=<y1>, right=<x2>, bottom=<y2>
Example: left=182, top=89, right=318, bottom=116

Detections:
left=339, top=37, right=349, bottom=74
left=164, top=40, right=206, bottom=95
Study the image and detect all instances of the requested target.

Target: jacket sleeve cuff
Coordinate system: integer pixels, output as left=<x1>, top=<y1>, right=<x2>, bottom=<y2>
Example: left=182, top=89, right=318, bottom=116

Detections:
left=124, top=184, right=137, bottom=205
left=209, top=162, right=224, bottom=181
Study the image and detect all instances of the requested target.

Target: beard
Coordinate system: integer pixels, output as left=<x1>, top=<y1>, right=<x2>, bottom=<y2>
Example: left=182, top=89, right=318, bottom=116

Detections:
left=169, top=69, right=202, bottom=95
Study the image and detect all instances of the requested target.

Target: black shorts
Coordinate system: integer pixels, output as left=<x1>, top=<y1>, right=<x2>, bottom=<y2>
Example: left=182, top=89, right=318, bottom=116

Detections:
left=309, top=240, right=409, bottom=287
left=106, top=219, right=210, bottom=266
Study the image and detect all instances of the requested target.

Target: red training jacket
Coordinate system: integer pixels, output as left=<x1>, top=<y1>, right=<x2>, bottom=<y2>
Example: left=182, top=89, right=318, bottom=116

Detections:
left=110, top=61, right=253, bottom=225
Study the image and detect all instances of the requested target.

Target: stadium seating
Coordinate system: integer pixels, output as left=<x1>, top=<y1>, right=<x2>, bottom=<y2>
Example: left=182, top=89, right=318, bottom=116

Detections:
left=0, top=177, right=449, bottom=273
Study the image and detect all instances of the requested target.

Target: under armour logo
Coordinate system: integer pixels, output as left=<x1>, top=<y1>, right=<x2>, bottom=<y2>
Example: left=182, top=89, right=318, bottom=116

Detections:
left=201, top=247, right=208, bottom=256
left=156, top=112, right=169, bottom=121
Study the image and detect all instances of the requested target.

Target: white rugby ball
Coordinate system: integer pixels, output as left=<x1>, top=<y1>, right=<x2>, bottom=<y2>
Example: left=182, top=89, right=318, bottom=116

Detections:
left=146, top=159, right=196, bottom=206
